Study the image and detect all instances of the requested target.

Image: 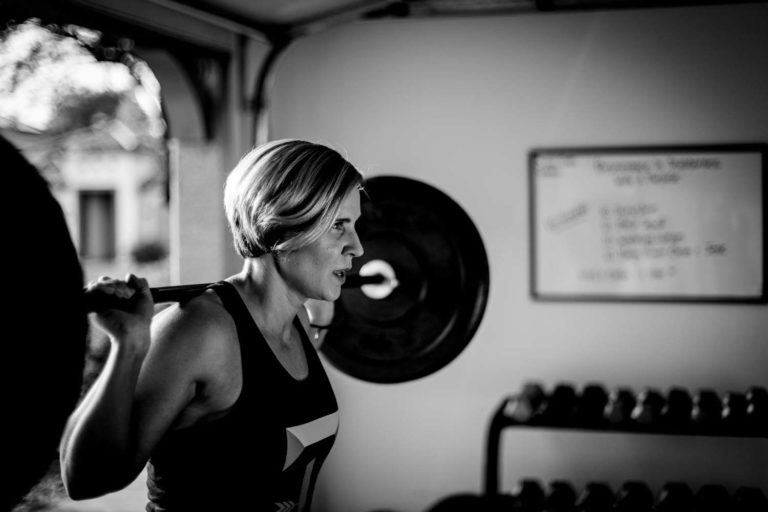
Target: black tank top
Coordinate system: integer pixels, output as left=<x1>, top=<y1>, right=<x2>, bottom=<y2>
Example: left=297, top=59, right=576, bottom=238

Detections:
left=146, top=281, right=339, bottom=511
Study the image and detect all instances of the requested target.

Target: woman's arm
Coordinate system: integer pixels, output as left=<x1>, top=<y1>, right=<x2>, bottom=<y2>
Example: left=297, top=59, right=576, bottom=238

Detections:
left=59, top=277, right=216, bottom=499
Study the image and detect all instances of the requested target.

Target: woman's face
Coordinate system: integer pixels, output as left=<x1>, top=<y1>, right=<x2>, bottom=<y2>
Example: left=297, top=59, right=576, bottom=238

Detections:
left=279, top=187, right=364, bottom=302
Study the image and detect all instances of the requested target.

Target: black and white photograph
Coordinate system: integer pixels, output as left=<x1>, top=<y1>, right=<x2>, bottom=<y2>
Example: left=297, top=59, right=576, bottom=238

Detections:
left=1, top=0, right=766, bottom=511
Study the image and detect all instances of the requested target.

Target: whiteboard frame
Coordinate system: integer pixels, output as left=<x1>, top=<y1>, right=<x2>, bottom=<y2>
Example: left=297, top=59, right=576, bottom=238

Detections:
left=529, top=143, right=768, bottom=303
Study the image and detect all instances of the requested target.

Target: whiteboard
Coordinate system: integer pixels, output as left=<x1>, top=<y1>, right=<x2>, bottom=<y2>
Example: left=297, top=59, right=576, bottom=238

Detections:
left=529, top=145, right=766, bottom=302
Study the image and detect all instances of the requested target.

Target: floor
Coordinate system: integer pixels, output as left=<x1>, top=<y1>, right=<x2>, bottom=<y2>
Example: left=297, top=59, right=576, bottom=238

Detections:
left=47, top=469, right=147, bottom=512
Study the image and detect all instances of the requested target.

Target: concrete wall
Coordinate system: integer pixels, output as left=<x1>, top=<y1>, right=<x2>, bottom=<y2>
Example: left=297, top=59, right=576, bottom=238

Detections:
left=268, top=4, right=768, bottom=511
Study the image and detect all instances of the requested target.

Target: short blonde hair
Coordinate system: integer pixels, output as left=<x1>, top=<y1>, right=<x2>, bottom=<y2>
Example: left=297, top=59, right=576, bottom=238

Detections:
left=224, top=139, right=363, bottom=258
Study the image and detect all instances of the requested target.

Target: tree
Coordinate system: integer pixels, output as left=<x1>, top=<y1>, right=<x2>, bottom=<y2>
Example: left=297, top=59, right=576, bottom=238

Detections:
left=0, top=19, right=163, bottom=137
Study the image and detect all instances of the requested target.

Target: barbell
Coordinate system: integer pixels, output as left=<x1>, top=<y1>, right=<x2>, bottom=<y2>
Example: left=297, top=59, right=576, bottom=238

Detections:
left=83, top=273, right=390, bottom=311
left=7, top=130, right=489, bottom=509
left=4, top=135, right=87, bottom=509
left=84, top=176, right=490, bottom=384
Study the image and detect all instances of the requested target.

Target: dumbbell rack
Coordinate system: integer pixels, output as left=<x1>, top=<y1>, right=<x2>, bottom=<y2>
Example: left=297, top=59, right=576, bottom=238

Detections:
left=485, top=478, right=768, bottom=511
left=483, top=384, right=768, bottom=498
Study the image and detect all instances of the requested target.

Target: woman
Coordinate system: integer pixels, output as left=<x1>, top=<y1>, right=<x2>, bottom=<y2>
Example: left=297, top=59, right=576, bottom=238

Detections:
left=60, top=139, right=365, bottom=511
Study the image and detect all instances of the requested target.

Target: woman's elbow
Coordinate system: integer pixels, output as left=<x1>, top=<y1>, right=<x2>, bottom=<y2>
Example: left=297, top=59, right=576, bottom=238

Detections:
left=60, top=462, right=133, bottom=500
left=63, top=481, right=102, bottom=501
left=62, top=476, right=103, bottom=500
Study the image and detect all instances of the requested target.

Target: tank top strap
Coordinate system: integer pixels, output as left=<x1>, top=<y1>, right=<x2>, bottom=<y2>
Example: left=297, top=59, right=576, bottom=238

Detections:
left=292, top=315, right=324, bottom=375
left=210, top=281, right=323, bottom=386
left=207, top=280, right=267, bottom=360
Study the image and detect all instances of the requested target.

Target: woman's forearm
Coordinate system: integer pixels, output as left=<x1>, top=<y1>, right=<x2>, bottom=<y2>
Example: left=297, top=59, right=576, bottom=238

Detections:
left=60, top=333, right=149, bottom=499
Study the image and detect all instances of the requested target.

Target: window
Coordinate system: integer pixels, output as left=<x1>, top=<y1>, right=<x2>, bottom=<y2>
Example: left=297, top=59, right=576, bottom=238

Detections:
left=79, top=190, right=116, bottom=260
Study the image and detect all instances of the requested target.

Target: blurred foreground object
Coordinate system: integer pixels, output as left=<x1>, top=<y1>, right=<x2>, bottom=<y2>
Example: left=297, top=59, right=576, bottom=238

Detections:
left=2, top=135, right=86, bottom=510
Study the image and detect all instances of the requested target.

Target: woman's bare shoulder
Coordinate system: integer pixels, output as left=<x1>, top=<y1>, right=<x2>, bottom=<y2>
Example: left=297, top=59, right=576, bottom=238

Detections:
left=150, top=290, right=236, bottom=364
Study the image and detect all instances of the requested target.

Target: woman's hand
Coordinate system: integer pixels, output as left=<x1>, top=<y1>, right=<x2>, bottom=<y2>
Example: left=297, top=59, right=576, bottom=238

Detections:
left=84, top=274, right=154, bottom=348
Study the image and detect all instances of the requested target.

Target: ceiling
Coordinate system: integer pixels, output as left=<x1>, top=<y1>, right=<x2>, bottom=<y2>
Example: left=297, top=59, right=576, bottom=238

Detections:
left=144, top=0, right=766, bottom=30
left=1, top=0, right=763, bottom=48
left=22, top=0, right=765, bottom=42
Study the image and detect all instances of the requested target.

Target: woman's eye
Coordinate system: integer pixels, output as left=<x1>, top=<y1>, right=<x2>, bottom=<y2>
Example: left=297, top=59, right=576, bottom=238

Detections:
left=332, top=222, right=344, bottom=231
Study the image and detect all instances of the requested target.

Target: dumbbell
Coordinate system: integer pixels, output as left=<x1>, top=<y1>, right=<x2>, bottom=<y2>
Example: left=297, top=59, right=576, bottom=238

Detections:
left=539, top=383, right=577, bottom=426
left=574, top=384, right=608, bottom=429
left=630, top=388, right=664, bottom=430
left=694, top=484, right=732, bottom=512
left=543, top=480, right=577, bottom=512
left=424, top=493, right=489, bottom=512
left=575, top=482, right=614, bottom=512
left=721, top=391, right=748, bottom=434
left=733, top=486, right=768, bottom=512
left=614, top=481, right=654, bottom=512
left=692, top=389, right=722, bottom=434
left=659, top=387, right=693, bottom=433
left=503, top=382, right=546, bottom=424
left=510, top=478, right=546, bottom=512
left=604, top=388, right=637, bottom=429
left=746, top=386, right=768, bottom=436
left=655, top=482, right=695, bottom=512
left=491, top=493, right=517, bottom=511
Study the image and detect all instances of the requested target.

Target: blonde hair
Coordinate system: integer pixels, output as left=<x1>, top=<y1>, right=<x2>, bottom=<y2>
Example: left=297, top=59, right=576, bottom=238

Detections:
left=224, top=139, right=363, bottom=258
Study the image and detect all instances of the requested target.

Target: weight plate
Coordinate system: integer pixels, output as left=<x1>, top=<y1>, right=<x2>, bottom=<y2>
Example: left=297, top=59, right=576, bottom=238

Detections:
left=321, top=176, right=490, bottom=383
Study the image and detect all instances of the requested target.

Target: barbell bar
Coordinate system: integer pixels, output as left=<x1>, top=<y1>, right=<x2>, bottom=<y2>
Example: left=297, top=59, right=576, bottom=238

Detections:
left=79, top=176, right=490, bottom=385
left=83, top=273, right=388, bottom=312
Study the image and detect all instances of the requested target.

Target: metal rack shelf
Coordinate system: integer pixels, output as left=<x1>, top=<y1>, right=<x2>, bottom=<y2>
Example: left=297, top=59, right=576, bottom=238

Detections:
left=483, top=384, right=768, bottom=496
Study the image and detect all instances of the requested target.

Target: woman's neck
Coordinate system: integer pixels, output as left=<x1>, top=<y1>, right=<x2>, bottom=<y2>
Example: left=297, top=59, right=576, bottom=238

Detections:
left=229, top=257, right=304, bottom=343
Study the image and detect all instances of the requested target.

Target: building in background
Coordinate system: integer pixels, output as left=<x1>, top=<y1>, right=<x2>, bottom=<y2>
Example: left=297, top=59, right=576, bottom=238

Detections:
left=2, top=117, right=169, bottom=287
left=0, top=20, right=169, bottom=286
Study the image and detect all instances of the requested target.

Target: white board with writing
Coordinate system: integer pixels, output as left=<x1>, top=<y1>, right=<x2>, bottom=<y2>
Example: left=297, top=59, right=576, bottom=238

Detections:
left=530, top=145, right=766, bottom=301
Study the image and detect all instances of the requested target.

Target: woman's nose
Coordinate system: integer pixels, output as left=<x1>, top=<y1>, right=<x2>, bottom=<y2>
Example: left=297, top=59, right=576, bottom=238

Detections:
left=347, top=230, right=364, bottom=258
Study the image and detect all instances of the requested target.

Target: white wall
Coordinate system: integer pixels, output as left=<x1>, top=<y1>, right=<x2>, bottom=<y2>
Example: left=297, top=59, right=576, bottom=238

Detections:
left=269, top=4, right=768, bottom=512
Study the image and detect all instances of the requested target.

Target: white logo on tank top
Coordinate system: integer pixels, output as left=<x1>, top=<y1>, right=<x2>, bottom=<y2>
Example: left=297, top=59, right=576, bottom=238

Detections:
left=283, top=410, right=339, bottom=471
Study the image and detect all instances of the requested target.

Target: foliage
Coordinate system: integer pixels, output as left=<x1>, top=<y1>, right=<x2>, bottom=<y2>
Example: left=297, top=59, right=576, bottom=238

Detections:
left=0, top=19, right=163, bottom=137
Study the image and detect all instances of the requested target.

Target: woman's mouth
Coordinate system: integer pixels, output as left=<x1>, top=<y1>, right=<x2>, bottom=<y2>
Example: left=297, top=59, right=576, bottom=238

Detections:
left=333, top=270, right=346, bottom=282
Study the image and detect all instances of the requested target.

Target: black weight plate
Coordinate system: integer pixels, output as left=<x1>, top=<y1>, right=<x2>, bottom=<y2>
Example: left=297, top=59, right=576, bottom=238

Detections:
left=3, top=135, right=86, bottom=509
left=321, top=176, right=490, bottom=383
